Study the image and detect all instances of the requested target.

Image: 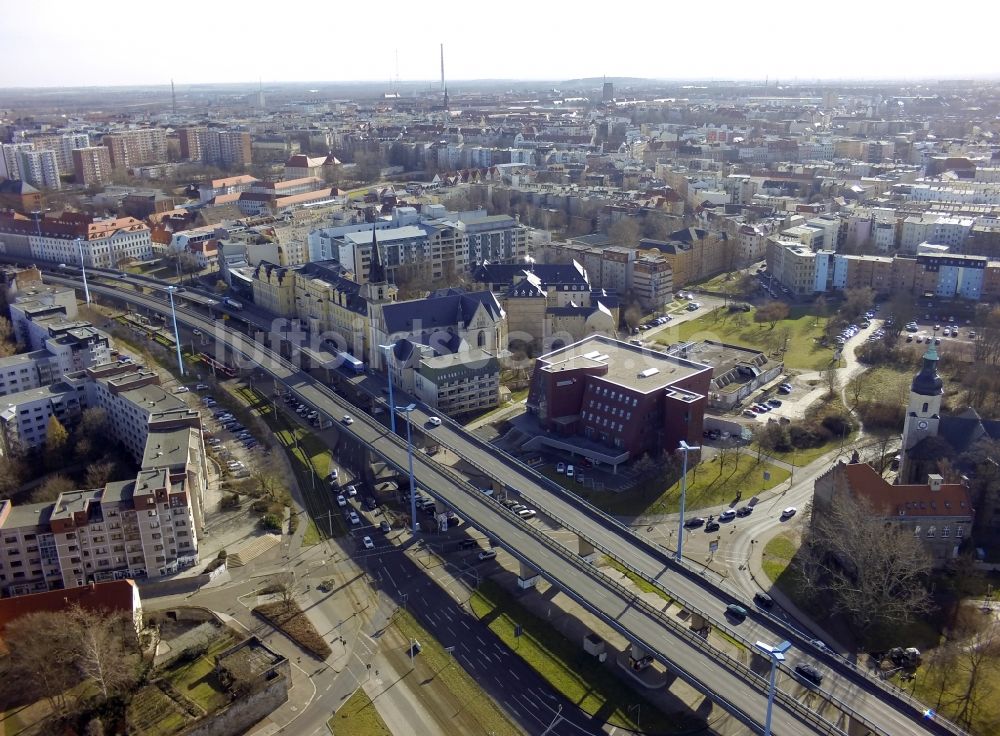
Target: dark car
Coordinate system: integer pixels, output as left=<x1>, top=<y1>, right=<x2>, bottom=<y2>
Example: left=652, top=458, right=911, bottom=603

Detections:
left=754, top=591, right=774, bottom=608
left=379, top=520, right=391, bottom=533
left=725, top=604, right=748, bottom=621
left=684, top=517, right=706, bottom=528
left=736, top=505, right=753, bottom=517
left=795, top=663, right=823, bottom=686
left=458, top=539, right=479, bottom=550
left=705, top=521, right=720, bottom=532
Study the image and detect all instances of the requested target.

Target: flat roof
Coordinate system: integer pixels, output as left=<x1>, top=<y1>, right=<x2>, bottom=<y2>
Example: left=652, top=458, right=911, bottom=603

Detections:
left=537, top=335, right=709, bottom=394
left=142, top=426, right=194, bottom=469
left=667, top=340, right=766, bottom=377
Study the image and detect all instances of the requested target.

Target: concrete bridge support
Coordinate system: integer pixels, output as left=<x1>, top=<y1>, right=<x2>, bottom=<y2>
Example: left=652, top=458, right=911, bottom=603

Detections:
left=518, top=561, right=541, bottom=589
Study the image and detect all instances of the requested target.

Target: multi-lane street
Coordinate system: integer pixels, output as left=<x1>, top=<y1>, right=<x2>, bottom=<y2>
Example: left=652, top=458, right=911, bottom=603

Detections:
left=47, top=267, right=953, bottom=736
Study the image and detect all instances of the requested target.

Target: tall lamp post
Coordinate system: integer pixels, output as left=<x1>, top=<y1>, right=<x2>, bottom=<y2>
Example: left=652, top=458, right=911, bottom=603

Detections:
left=755, top=640, right=791, bottom=736
left=400, top=403, right=418, bottom=532
left=379, top=343, right=397, bottom=434
left=675, top=439, right=701, bottom=563
left=166, top=286, right=185, bottom=376
left=76, top=237, right=91, bottom=305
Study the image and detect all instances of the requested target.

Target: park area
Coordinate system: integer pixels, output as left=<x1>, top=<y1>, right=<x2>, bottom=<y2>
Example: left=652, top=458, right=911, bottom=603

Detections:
left=657, top=304, right=835, bottom=371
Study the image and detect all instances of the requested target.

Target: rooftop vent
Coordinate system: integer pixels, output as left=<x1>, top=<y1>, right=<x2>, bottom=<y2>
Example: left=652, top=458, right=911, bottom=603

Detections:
left=638, top=368, right=660, bottom=379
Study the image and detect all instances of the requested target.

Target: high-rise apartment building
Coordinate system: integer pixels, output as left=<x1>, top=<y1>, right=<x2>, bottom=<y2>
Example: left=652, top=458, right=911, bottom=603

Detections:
left=72, top=146, right=114, bottom=188
left=0, top=144, right=61, bottom=190
left=178, top=128, right=251, bottom=169
left=101, top=128, right=168, bottom=169
left=26, top=133, right=90, bottom=174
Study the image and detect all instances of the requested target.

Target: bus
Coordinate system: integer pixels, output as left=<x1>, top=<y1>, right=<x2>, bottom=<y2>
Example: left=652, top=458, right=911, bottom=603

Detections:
left=223, top=297, right=244, bottom=310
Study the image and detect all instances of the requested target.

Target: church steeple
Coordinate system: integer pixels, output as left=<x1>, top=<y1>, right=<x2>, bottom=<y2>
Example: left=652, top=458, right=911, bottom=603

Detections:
left=368, top=222, right=387, bottom=285
left=911, top=343, right=943, bottom=397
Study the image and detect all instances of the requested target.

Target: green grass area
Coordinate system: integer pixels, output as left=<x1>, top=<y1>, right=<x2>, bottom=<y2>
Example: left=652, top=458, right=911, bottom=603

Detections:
left=126, top=685, right=191, bottom=736
left=233, top=386, right=346, bottom=539
left=894, top=650, right=1000, bottom=734
left=301, top=517, right=322, bottom=546
left=329, top=687, right=392, bottom=736
left=604, top=557, right=672, bottom=605
left=470, top=580, right=696, bottom=734
left=161, top=636, right=235, bottom=713
left=657, top=306, right=835, bottom=370
left=848, top=365, right=912, bottom=407
left=761, top=534, right=798, bottom=584
left=392, top=610, right=520, bottom=736
left=543, top=453, right=789, bottom=517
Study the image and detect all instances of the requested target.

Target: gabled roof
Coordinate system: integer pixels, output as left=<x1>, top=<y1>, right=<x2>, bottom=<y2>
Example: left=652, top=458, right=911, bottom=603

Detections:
left=840, top=462, right=972, bottom=518
left=472, top=260, right=588, bottom=288
left=0, top=179, right=39, bottom=195
left=381, top=290, right=503, bottom=335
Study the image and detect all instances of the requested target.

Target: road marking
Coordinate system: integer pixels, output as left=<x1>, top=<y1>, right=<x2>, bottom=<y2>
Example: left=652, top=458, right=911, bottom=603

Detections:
left=476, top=635, right=487, bottom=646
left=459, top=619, right=470, bottom=630
left=504, top=701, right=521, bottom=718
left=509, top=671, right=520, bottom=681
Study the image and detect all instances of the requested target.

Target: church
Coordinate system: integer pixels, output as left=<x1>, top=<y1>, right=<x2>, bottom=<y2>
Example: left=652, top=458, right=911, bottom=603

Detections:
left=900, top=344, right=1000, bottom=486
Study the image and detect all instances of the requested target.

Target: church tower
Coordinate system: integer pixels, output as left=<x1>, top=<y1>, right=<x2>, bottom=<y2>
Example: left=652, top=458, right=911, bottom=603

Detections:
left=900, top=344, right=943, bottom=482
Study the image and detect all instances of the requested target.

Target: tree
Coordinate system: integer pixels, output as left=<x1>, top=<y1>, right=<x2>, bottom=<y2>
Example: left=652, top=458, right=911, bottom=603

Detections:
left=44, top=416, right=70, bottom=470
left=66, top=605, right=141, bottom=699
left=608, top=217, right=640, bottom=247
left=754, top=301, right=790, bottom=329
left=84, top=460, right=116, bottom=489
left=30, top=474, right=76, bottom=503
left=80, top=407, right=110, bottom=441
left=813, top=295, right=828, bottom=328
left=797, top=494, right=933, bottom=637
left=0, top=455, right=25, bottom=499
left=0, top=315, right=17, bottom=357
left=822, top=364, right=839, bottom=400
left=2, top=611, right=80, bottom=712
left=840, top=287, right=875, bottom=322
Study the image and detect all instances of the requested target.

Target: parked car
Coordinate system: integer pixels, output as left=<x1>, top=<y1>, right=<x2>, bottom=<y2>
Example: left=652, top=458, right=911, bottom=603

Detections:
left=348, top=511, right=360, bottom=525
left=478, top=550, right=497, bottom=561
left=705, top=521, right=720, bottom=532
left=736, top=505, right=753, bottom=517
left=173, top=386, right=190, bottom=393
left=566, top=464, right=574, bottom=478
left=743, top=409, right=757, bottom=418
left=556, top=462, right=566, bottom=474
left=767, top=399, right=782, bottom=408
left=684, top=517, right=706, bottom=528
left=336, top=494, right=347, bottom=507
left=379, top=520, right=391, bottom=533
left=362, top=536, right=375, bottom=550
left=196, top=383, right=209, bottom=391
left=719, top=509, right=737, bottom=522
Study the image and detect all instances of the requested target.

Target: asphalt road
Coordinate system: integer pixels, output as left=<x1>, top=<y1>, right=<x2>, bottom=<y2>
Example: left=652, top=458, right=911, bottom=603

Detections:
left=50, top=269, right=950, bottom=736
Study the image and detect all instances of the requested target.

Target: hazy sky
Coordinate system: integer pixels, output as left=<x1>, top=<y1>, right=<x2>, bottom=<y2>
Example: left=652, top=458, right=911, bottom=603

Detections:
left=3, top=0, right=999, bottom=88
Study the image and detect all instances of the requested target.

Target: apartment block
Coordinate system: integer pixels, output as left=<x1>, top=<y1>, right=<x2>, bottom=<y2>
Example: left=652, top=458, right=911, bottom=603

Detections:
left=179, top=128, right=252, bottom=169
left=26, top=133, right=90, bottom=174
left=101, top=129, right=168, bottom=169
left=72, top=146, right=114, bottom=188
left=0, top=212, right=152, bottom=268
left=0, top=382, right=84, bottom=456
left=17, top=149, right=61, bottom=190
left=637, top=228, right=728, bottom=287
left=631, top=253, right=674, bottom=312
left=409, top=346, right=501, bottom=416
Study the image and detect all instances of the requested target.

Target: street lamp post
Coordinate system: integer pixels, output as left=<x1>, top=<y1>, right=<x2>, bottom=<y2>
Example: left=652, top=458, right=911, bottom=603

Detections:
left=379, top=343, right=397, bottom=434
left=166, top=286, right=185, bottom=376
left=676, top=439, right=701, bottom=563
left=400, top=403, right=418, bottom=533
left=76, top=237, right=91, bottom=305
left=755, top=640, right=791, bottom=736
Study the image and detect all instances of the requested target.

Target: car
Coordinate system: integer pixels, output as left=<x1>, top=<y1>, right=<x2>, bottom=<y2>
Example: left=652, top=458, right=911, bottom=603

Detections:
left=780, top=507, right=797, bottom=519
left=348, top=511, right=360, bottom=525
left=969, top=331, right=977, bottom=339
left=754, top=591, right=774, bottom=608
left=328, top=468, right=339, bottom=482
left=906, top=335, right=913, bottom=342
left=517, top=508, right=537, bottom=519
left=566, top=464, right=575, bottom=477
left=307, top=411, right=318, bottom=419
left=556, top=462, right=566, bottom=474
left=705, top=521, right=720, bottom=532
left=809, top=639, right=831, bottom=653
left=684, top=517, right=706, bottom=528
left=510, top=503, right=526, bottom=513
left=767, top=398, right=782, bottom=407
left=942, top=328, right=950, bottom=337
left=719, top=509, right=737, bottom=522
left=736, top=505, right=753, bottom=517
left=743, top=409, right=757, bottom=418
left=173, top=386, right=190, bottom=393
left=478, top=549, right=497, bottom=561
left=243, top=440, right=257, bottom=449
left=362, top=536, right=375, bottom=550
left=336, top=494, right=347, bottom=507
left=459, top=538, right=479, bottom=550
left=906, top=324, right=919, bottom=332
left=915, top=336, right=923, bottom=344
left=196, top=384, right=209, bottom=391
left=342, top=415, right=354, bottom=425
left=345, top=484, right=357, bottom=497
left=379, top=520, right=391, bottom=533
left=935, top=338, right=941, bottom=345
left=795, top=663, right=824, bottom=686
left=726, top=604, right=748, bottom=620
left=427, top=416, right=442, bottom=427
left=192, top=329, right=202, bottom=337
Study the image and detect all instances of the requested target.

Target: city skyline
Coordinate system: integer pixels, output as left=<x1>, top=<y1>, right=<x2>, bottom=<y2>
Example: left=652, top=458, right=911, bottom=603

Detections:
left=3, top=0, right=1000, bottom=89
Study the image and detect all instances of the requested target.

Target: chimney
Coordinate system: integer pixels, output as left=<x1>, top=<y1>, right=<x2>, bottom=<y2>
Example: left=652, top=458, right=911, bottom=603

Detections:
left=927, top=473, right=943, bottom=492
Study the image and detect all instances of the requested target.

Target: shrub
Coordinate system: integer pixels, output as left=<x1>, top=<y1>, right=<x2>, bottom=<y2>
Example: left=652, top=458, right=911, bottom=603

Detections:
left=217, top=549, right=227, bottom=560
left=259, top=513, right=282, bottom=532
left=250, top=499, right=269, bottom=513
left=821, top=413, right=853, bottom=437
left=220, top=493, right=240, bottom=510
left=789, top=424, right=826, bottom=449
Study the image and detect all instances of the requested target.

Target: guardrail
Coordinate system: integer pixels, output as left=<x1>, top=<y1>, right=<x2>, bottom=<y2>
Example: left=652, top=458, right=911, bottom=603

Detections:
left=73, top=276, right=951, bottom=736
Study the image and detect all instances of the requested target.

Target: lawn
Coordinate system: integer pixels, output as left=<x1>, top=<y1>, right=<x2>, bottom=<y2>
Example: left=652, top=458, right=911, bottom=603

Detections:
left=328, top=688, right=392, bottom=736
left=391, top=610, right=520, bottom=736
left=301, top=517, right=322, bottom=546
left=161, top=635, right=236, bottom=713
left=894, top=648, right=1000, bottom=734
left=604, top=557, right=672, bottom=605
left=126, top=686, right=191, bottom=736
left=470, top=580, right=696, bottom=733
left=548, top=452, right=789, bottom=517
left=761, top=533, right=798, bottom=584
left=657, top=305, right=835, bottom=370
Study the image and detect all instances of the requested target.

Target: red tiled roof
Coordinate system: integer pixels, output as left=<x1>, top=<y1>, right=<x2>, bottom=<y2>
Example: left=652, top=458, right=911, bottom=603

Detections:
left=842, top=463, right=972, bottom=518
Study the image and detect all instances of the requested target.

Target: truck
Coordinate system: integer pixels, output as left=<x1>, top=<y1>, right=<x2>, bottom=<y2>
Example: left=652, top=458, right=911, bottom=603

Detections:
left=223, top=297, right=243, bottom=310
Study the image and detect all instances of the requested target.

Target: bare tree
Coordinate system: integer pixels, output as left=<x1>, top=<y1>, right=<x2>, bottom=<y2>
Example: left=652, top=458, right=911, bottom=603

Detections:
left=30, top=473, right=76, bottom=503
left=798, top=494, right=933, bottom=637
left=950, top=613, right=1000, bottom=729
left=66, top=606, right=141, bottom=699
left=754, top=301, right=789, bottom=329
left=823, top=365, right=839, bottom=400
left=2, top=611, right=80, bottom=712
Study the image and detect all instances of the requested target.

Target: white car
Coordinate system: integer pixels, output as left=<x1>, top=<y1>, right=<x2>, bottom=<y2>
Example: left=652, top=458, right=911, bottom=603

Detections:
left=362, top=536, right=375, bottom=550
left=517, top=508, right=537, bottom=519
left=427, top=416, right=442, bottom=427
left=345, top=484, right=358, bottom=497
left=173, top=386, right=190, bottom=393
left=556, top=462, right=566, bottom=474
left=336, top=494, right=347, bottom=507
left=566, top=464, right=575, bottom=478
left=328, top=468, right=339, bottom=481
left=780, top=507, right=797, bottom=519
left=349, top=511, right=360, bottom=525
left=342, top=414, right=354, bottom=425
left=719, top=509, right=737, bottom=522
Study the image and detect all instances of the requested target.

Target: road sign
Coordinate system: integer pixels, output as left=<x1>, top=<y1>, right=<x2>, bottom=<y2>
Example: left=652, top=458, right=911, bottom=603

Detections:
left=708, top=540, right=719, bottom=553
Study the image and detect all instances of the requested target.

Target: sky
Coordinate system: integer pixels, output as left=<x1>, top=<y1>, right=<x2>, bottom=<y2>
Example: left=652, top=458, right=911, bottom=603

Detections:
left=2, top=0, right=1000, bottom=88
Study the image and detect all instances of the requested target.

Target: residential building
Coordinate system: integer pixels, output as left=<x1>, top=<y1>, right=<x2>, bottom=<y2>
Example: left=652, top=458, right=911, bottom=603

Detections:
left=812, top=461, right=972, bottom=567
left=630, top=253, right=674, bottom=312
left=179, top=128, right=252, bottom=169
left=0, top=180, right=42, bottom=215
left=638, top=228, right=729, bottom=287
left=0, top=328, right=110, bottom=398
left=524, top=335, right=711, bottom=468
left=0, top=144, right=33, bottom=181
left=72, top=146, right=114, bottom=188
left=17, top=149, right=61, bottom=190
left=388, top=340, right=501, bottom=417
left=283, top=153, right=340, bottom=180
left=198, top=175, right=260, bottom=204
left=0, top=212, right=153, bottom=267
left=101, top=129, right=168, bottom=169
left=666, top=340, right=783, bottom=410
left=461, top=212, right=528, bottom=265
left=0, top=382, right=84, bottom=456
left=7, top=282, right=80, bottom=346
left=0, top=579, right=142, bottom=634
